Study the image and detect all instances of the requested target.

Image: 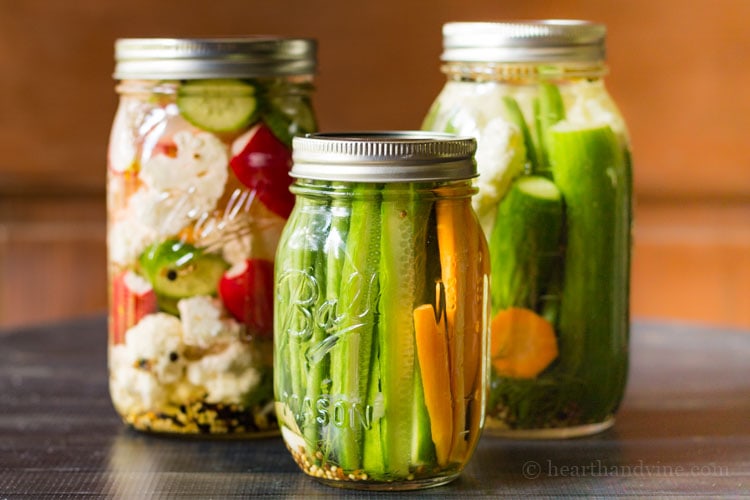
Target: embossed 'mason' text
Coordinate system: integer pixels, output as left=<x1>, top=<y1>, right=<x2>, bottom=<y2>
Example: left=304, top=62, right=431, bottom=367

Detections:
left=281, top=392, right=380, bottom=431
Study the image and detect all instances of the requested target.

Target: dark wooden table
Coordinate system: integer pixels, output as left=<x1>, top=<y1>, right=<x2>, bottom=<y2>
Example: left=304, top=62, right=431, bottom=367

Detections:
left=1, top=315, right=748, bottom=498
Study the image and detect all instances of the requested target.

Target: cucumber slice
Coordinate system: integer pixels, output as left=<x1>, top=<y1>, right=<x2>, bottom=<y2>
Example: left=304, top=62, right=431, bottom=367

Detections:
left=502, top=96, right=538, bottom=171
left=177, top=79, right=259, bottom=133
left=548, top=123, right=629, bottom=379
left=489, top=175, right=564, bottom=315
left=534, top=83, right=566, bottom=173
left=139, top=239, right=229, bottom=314
left=263, top=95, right=317, bottom=147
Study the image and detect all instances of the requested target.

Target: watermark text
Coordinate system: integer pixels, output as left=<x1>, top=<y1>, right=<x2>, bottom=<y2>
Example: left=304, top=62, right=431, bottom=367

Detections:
left=522, top=459, right=730, bottom=480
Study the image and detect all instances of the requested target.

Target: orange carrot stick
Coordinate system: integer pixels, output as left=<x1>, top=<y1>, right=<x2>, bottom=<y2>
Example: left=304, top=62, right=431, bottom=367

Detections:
left=413, top=304, right=453, bottom=466
left=435, top=198, right=468, bottom=462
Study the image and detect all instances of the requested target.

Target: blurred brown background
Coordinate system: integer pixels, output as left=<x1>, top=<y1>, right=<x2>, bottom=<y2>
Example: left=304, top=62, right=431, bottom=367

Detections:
left=1, top=0, right=748, bottom=329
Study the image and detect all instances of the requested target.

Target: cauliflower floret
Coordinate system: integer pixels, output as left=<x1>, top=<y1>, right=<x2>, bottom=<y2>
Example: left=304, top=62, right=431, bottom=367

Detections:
left=108, top=216, right=156, bottom=266
left=140, top=130, right=229, bottom=204
left=221, top=235, right=252, bottom=266
left=430, top=81, right=517, bottom=134
left=427, top=82, right=527, bottom=236
left=473, top=118, right=526, bottom=235
left=109, top=344, right=169, bottom=412
left=220, top=219, right=284, bottom=265
left=124, top=313, right=185, bottom=384
left=109, top=186, right=218, bottom=265
left=129, top=188, right=216, bottom=238
left=178, top=296, right=241, bottom=349
left=563, top=80, right=629, bottom=140
left=108, top=99, right=160, bottom=173
left=187, top=190, right=285, bottom=266
left=187, top=341, right=261, bottom=405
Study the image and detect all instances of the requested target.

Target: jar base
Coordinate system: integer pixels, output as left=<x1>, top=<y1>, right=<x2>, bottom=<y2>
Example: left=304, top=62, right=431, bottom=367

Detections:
left=313, top=471, right=461, bottom=492
left=484, top=416, right=615, bottom=439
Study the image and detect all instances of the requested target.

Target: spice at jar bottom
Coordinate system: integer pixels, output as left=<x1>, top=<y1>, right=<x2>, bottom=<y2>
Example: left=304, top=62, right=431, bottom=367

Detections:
left=274, top=133, right=490, bottom=490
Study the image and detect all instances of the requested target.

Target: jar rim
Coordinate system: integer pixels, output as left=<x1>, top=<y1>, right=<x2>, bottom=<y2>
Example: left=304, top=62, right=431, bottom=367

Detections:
left=113, top=37, right=317, bottom=80
left=291, top=132, right=477, bottom=183
left=441, top=20, right=606, bottom=63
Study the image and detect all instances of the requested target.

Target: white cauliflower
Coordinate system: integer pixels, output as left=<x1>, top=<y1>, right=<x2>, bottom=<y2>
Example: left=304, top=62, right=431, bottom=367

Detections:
left=124, top=313, right=185, bottom=384
left=563, top=80, right=629, bottom=140
left=108, top=216, right=156, bottom=266
left=129, top=187, right=216, bottom=238
left=427, top=81, right=527, bottom=236
left=473, top=118, right=526, bottom=236
left=140, top=130, right=229, bottom=203
left=178, top=295, right=241, bottom=349
left=220, top=215, right=284, bottom=265
left=108, top=99, right=161, bottom=173
left=109, top=344, right=169, bottom=412
left=185, top=188, right=285, bottom=265
left=186, top=341, right=261, bottom=405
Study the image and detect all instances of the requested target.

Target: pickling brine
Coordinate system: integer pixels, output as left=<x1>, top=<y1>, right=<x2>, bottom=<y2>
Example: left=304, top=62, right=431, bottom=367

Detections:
left=423, top=21, right=632, bottom=437
left=275, top=133, right=490, bottom=490
left=107, top=38, right=317, bottom=435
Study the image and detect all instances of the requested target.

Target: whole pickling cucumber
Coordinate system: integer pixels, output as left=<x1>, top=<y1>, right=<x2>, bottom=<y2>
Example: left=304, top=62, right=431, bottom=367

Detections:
left=548, top=123, right=630, bottom=410
left=489, top=175, right=564, bottom=316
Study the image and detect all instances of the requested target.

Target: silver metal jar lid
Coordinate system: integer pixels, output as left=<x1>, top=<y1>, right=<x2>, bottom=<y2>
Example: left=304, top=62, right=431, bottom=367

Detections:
left=291, top=132, right=477, bottom=182
left=442, top=20, right=606, bottom=63
left=114, top=37, right=317, bottom=80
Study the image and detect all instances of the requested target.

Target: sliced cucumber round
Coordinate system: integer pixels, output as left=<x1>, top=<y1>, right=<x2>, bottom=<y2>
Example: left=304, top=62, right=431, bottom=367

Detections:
left=177, top=79, right=259, bottom=133
left=139, top=240, right=229, bottom=315
left=263, top=95, right=317, bottom=146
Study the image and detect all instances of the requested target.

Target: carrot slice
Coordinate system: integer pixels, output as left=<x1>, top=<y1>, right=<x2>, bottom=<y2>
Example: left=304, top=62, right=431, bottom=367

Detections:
left=435, top=199, right=467, bottom=461
left=490, top=307, right=559, bottom=379
left=413, top=304, right=453, bottom=467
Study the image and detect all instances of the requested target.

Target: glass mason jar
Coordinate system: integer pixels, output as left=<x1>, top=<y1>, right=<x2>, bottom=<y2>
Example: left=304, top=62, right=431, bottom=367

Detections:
left=274, top=132, right=490, bottom=490
left=423, top=21, right=632, bottom=438
left=107, top=37, right=317, bottom=435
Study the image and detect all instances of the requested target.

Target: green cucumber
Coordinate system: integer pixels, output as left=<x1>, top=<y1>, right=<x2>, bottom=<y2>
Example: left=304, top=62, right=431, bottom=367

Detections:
left=139, top=240, right=228, bottom=314
left=264, top=95, right=318, bottom=147
left=274, top=198, right=308, bottom=421
left=363, top=184, right=432, bottom=477
left=362, top=338, right=384, bottom=473
left=502, top=96, right=538, bottom=171
left=303, top=184, right=351, bottom=451
left=534, top=82, right=566, bottom=173
left=330, top=184, right=382, bottom=472
left=177, top=79, right=259, bottom=133
left=302, top=223, right=330, bottom=447
left=274, top=193, right=324, bottom=420
left=548, top=122, right=630, bottom=410
left=489, top=176, right=563, bottom=315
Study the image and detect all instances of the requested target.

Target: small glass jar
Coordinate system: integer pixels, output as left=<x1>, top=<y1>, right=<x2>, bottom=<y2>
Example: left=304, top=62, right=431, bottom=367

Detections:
left=107, top=37, right=317, bottom=435
left=423, top=21, right=632, bottom=438
left=274, top=132, right=490, bottom=490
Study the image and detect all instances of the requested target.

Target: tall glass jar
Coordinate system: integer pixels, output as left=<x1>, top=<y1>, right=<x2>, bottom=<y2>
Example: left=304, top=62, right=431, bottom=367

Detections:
left=274, top=132, right=490, bottom=490
left=107, top=38, right=317, bottom=435
left=423, top=21, right=632, bottom=438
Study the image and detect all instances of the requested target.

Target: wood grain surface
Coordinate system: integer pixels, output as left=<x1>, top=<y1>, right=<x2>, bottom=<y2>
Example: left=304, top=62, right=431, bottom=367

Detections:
left=1, top=316, right=747, bottom=497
